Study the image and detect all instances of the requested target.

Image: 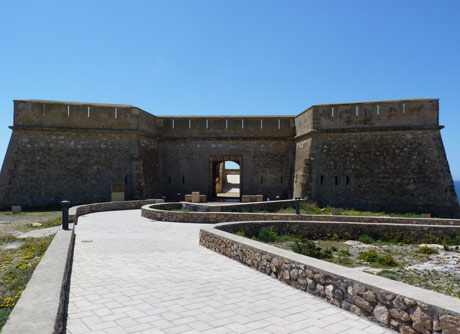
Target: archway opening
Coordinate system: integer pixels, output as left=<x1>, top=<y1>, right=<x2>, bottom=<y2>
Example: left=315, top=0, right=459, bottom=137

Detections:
left=215, top=161, right=240, bottom=200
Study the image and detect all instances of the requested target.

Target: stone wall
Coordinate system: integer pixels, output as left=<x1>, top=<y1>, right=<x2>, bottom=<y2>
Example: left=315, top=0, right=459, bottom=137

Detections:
left=1, top=98, right=459, bottom=218
left=295, top=129, right=460, bottom=218
left=0, top=129, right=140, bottom=208
left=141, top=202, right=460, bottom=226
left=199, top=223, right=460, bottom=334
left=157, top=138, right=295, bottom=201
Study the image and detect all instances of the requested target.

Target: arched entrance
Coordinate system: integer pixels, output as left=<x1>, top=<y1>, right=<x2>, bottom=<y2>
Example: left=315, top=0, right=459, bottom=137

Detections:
left=209, top=155, right=242, bottom=201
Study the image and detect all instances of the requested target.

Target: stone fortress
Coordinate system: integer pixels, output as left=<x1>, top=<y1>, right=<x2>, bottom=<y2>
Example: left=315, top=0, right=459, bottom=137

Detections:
left=0, top=98, right=459, bottom=218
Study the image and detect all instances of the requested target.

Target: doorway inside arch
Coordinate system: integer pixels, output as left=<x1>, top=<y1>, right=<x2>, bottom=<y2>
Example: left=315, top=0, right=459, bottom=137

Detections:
left=209, top=155, right=242, bottom=201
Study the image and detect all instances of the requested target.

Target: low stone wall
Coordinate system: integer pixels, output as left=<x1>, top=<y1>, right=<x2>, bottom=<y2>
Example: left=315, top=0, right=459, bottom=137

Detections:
left=216, top=220, right=460, bottom=243
left=142, top=201, right=460, bottom=226
left=70, top=199, right=164, bottom=223
left=200, top=222, right=460, bottom=334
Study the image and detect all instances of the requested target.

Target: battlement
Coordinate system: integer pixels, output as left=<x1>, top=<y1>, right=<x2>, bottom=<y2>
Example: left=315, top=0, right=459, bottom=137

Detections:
left=156, top=116, right=295, bottom=138
left=295, top=99, right=439, bottom=137
left=11, top=98, right=440, bottom=140
left=13, top=100, right=157, bottom=136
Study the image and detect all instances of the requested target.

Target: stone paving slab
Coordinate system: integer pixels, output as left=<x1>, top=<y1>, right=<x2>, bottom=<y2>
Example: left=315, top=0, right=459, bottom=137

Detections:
left=66, top=210, right=395, bottom=334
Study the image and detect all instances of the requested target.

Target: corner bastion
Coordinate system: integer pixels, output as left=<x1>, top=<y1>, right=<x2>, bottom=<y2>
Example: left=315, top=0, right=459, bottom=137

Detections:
left=0, top=98, right=458, bottom=218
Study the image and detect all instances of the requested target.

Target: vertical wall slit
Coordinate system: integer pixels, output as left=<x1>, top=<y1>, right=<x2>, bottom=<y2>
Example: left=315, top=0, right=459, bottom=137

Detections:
left=87, top=106, right=90, bottom=118
left=172, top=119, right=175, bottom=129
left=332, top=107, right=335, bottom=118
left=206, top=119, right=208, bottom=129
left=226, top=119, right=228, bottom=129
left=67, top=105, right=70, bottom=117
left=43, top=105, right=46, bottom=116
left=278, top=119, right=281, bottom=129
left=189, top=119, right=191, bottom=129
left=377, top=104, right=380, bottom=117
left=356, top=106, right=359, bottom=117
left=260, top=119, right=263, bottom=129
left=403, top=103, right=406, bottom=115
left=115, top=107, right=118, bottom=119
left=242, top=119, right=244, bottom=129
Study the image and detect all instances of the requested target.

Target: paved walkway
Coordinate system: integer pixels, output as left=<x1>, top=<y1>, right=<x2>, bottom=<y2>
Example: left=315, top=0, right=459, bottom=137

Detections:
left=66, top=210, right=394, bottom=334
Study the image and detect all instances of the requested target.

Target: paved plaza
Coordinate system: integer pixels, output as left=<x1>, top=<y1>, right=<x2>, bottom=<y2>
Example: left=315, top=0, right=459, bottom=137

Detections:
left=66, top=210, right=395, bottom=334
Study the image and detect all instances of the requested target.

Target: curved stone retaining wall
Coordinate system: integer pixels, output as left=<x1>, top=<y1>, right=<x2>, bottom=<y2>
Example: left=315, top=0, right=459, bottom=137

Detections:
left=70, top=199, right=164, bottom=223
left=200, top=222, right=460, bottom=334
left=142, top=202, right=460, bottom=226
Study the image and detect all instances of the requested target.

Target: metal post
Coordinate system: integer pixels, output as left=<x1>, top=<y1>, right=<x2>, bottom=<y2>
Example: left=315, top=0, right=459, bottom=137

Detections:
left=295, top=197, right=300, bottom=215
left=61, top=200, right=70, bottom=230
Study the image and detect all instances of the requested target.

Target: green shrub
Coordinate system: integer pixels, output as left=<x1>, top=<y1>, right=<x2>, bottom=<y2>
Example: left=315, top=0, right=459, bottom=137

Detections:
left=378, top=253, right=398, bottom=266
left=257, top=227, right=278, bottom=242
left=359, top=234, right=375, bottom=244
left=418, top=246, right=439, bottom=254
left=358, top=248, right=378, bottom=262
left=339, top=249, right=351, bottom=256
left=234, top=231, right=245, bottom=237
left=292, top=238, right=332, bottom=259
left=358, top=248, right=398, bottom=267
left=378, top=270, right=399, bottom=281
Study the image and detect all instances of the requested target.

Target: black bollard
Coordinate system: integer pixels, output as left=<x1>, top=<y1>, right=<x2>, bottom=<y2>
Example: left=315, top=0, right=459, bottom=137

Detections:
left=295, top=197, right=300, bottom=215
left=61, top=200, right=70, bottom=230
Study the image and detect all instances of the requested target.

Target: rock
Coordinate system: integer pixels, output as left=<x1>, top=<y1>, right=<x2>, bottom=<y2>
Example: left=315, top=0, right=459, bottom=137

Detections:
left=314, top=273, right=326, bottom=284
left=350, top=305, right=364, bottom=316
left=270, top=264, right=277, bottom=273
left=290, top=269, right=298, bottom=280
left=352, top=283, right=365, bottom=295
left=410, top=307, right=432, bottom=334
left=390, top=309, right=411, bottom=322
left=329, top=298, right=341, bottom=307
left=334, top=288, right=343, bottom=301
left=354, top=295, right=373, bottom=312
left=400, top=325, right=417, bottom=334
left=439, top=315, right=460, bottom=334
left=307, top=278, right=315, bottom=290
left=32, top=222, right=42, bottom=227
left=363, top=290, right=376, bottom=303
left=335, top=280, right=347, bottom=292
left=305, top=269, right=314, bottom=278
left=325, top=285, right=334, bottom=297
left=432, top=318, right=441, bottom=331
left=390, top=319, right=400, bottom=328
left=393, top=296, right=407, bottom=310
left=272, top=257, right=279, bottom=267
left=347, top=285, right=354, bottom=295
left=374, top=305, right=391, bottom=325
left=377, top=291, right=395, bottom=306
left=404, top=297, right=417, bottom=306
left=341, top=301, right=351, bottom=311
left=282, top=270, right=290, bottom=280
left=316, top=284, right=324, bottom=295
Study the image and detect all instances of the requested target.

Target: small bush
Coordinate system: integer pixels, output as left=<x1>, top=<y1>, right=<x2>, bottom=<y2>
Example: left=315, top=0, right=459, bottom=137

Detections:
left=358, top=248, right=398, bottom=267
left=378, top=253, right=398, bottom=266
left=292, top=238, right=332, bottom=259
left=418, top=246, right=439, bottom=254
left=358, top=248, right=378, bottom=262
left=257, top=227, right=278, bottom=242
left=378, top=270, right=399, bottom=281
left=359, top=234, right=375, bottom=244
left=234, top=231, right=245, bottom=237
left=339, top=249, right=351, bottom=256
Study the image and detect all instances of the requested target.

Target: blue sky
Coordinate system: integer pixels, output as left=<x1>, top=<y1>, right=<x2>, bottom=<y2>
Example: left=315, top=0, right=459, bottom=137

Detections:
left=0, top=0, right=459, bottom=179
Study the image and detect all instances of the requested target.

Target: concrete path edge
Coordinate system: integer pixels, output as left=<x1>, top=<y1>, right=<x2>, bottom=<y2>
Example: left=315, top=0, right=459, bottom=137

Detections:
left=2, top=199, right=163, bottom=334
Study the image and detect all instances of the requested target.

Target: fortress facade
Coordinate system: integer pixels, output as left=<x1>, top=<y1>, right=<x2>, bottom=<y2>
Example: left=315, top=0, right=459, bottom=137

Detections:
left=0, top=98, right=459, bottom=218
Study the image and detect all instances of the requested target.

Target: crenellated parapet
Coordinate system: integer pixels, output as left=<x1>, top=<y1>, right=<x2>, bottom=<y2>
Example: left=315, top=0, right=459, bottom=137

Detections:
left=13, top=100, right=158, bottom=137
left=295, top=98, right=440, bottom=137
